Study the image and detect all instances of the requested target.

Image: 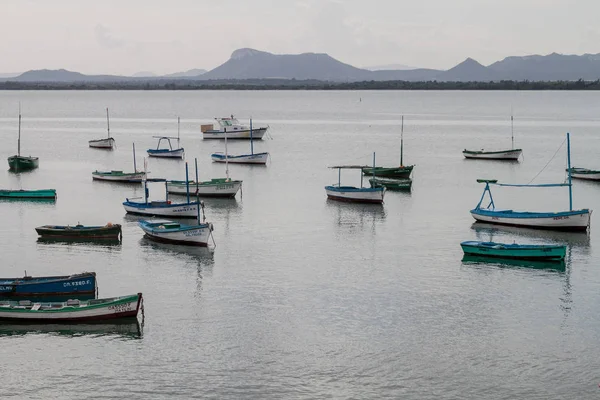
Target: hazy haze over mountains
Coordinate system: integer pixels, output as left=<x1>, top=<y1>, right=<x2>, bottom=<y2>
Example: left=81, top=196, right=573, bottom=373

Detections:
left=8, top=49, right=600, bottom=83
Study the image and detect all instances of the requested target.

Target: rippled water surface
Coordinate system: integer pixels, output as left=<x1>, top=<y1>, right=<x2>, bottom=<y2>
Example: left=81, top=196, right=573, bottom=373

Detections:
left=1, top=90, right=600, bottom=399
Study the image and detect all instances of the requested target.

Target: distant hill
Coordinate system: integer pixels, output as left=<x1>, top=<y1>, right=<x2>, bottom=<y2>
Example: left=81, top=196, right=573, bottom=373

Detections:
left=163, top=68, right=207, bottom=78
left=488, top=52, right=600, bottom=81
left=131, top=71, right=157, bottom=77
left=12, top=69, right=136, bottom=82
left=364, top=63, right=416, bottom=71
left=436, top=58, right=495, bottom=82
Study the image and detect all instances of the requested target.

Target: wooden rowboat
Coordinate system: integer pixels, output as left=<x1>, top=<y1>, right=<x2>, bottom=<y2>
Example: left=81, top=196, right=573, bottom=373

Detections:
left=0, top=293, right=143, bottom=322
left=166, top=178, right=242, bottom=198
left=35, top=223, right=122, bottom=240
left=567, top=167, right=600, bottom=181
left=369, top=177, right=412, bottom=191
left=0, top=189, right=56, bottom=199
left=460, top=241, right=566, bottom=260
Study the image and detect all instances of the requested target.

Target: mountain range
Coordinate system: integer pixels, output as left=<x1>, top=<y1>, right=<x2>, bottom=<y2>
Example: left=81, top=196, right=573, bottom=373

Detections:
left=6, top=50, right=600, bottom=83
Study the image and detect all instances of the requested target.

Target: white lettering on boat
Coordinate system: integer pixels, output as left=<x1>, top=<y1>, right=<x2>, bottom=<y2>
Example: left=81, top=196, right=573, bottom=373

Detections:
left=108, top=302, right=133, bottom=312
left=63, top=279, right=92, bottom=287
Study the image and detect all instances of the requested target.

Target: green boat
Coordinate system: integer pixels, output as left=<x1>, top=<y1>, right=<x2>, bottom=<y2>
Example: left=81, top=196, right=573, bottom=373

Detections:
left=0, top=189, right=56, bottom=199
left=460, top=241, right=566, bottom=261
left=8, top=106, right=39, bottom=172
left=369, top=177, right=412, bottom=191
left=362, top=116, right=414, bottom=179
left=35, top=223, right=122, bottom=240
left=461, top=255, right=566, bottom=271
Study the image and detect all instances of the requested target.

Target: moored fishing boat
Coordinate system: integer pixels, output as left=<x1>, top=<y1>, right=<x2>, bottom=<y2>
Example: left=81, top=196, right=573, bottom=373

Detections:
left=35, top=223, right=122, bottom=240
left=326, top=153, right=385, bottom=204
left=202, top=115, right=268, bottom=139
left=0, top=293, right=142, bottom=322
left=166, top=178, right=242, bottom=198
left=147, top=117, right=184, bottom=158
left=463, top=114, right=522, bottom=160
left=8, top=104, right=39, bottom=172
left=93, top=143, right=146, bottom=183
left=211, top=120, right=269, bottom=165
left=89, top=108, right=115, bottom=149
left=0, top=189, right=56, bottom=199
left=0, top=272, right=97, bottom=298
left=362, top=116, right=414, bottom=178
left=470, top=133, right=591, bottom=231
left=369, top=177, right=412, bottom=191
left=567, top=167, right=600, bottom=181
left=460, top=241, right=566, bottom=260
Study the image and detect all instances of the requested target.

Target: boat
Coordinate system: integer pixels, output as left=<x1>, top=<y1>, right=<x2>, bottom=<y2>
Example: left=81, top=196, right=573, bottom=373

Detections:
left=147, top=117, right=184, bottom=158
left=463, top=114, right=523, bottom=160
left=470, top=133, right=591, bottom=231
left=8, top=104, right=39, bottom=172
left=123, top=158, right=200, bottom=218
left=567, top=167, right=600, bottom=181
left=202, top=115, right=268, bottom=140
left=167, top=157, right=242, bottom=198
left=211, top=119, right=269, bottom=164
left=35, top=223, right=122, bottom=240
left=139, top=162, right=215, bottom=247
left=0, top=272, right=97, bottom=298
left=326, top=153, right=385, bottom=204
left=0, top=293, right=142, bottom=322
left=92, top=143, right=146, bottom=183
left=0, top=189, right=56, bottom=199
left=460, top=241, right=566, bottom=260
left=369, top=177, right=412, bottom=191
left=362, top=116, right=414, bottom=178
left=89, top=108, right=115, bottom=149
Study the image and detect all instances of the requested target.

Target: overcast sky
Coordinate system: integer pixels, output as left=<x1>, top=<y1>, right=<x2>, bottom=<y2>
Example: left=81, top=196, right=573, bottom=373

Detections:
left=2, top=0, right=599, bottom=75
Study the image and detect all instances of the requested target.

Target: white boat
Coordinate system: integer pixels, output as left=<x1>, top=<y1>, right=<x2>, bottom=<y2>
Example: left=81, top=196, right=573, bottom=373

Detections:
left=139, top=219, right=214, bottom=246
left=567, top=167, right=600, bottom=181
left=325, top=153, right=386, bottom=204
left=211, top=152, right=269, bottom=164
left=89, top=108, right=115, bottom=149
left=202, top=115, right=268, bottom=139
left=463, top=115, right=522, bottom=160
left=93, top=143, right=146, bottom=183
left=470, top=133, right=592, bottom=232
left=166, top=178, right=242, bottom=198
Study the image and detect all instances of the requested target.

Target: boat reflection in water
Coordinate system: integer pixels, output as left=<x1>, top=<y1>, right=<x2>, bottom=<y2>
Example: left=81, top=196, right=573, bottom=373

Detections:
left=0, top=319, right=143, bottom=339
left=461, top=254, right=566, bottom=273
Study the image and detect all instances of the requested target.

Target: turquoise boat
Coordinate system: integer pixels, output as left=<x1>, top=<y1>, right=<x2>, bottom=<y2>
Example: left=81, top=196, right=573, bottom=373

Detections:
left=460, top=241, right=566, bottom=261
left=0, top=189, right=56, bottom=199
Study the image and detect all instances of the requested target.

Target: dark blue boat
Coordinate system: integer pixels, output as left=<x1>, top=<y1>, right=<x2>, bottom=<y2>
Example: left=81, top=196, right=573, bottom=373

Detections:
left=0, top=272, right=96, bottom=298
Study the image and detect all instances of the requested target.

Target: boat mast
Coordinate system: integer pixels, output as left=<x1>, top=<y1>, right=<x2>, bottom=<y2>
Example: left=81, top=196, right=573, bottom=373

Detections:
left=17, top=103, right=21, bottom=157
left=225, top=128, right=229, bottom=180
left=400, top=116, right=404, bottom=166
left=195, top=158, right=200, bottom=223
left=143, top=158, right=148, bottom=205
left=177, top=116, right=180, bottom=148
left=106, top=108, right=111, bottom=139
left=133, top=143, right=137, bottom=172
left=511, top=114, right=514, bottom=150
left=567, top=132, right=573, bottom=211
left=250, top=118, right=254, bottom=155
left=372, top=152, right=376, bottom=183
left=185, top=162, right=190, bottom=205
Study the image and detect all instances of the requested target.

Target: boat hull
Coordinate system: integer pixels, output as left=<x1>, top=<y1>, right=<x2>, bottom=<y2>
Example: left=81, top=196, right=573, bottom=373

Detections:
left=470, top=208, right=591, bottom=231
left=463, top=149, right=522, bottom=160
left=211, top=152, right=269, bottom=164
left=92, top=171, right=146, bottom=182
left=8, top=155, right=39, bottom=172
left=369, top=178, right=412, bottom=191
left=325, top=186, right=385, bottom=204
left=203, top=127, right=267, bottom=140
left=35, top=224, right=122, bottom=240
left=123, top=201, right=200, bottom=218
left=0, top=272, right=97, bottom=297
left=147, top=148, right=184, bottom=158
left=460, top=241, right=566, bottom=260
left=0, top=293, right=142, bottom=322
left=0, top=189, right=56, bottom=199
left=567, top=168, right=600, bottom=181
left=362, top=166, right=413, bottom=178
left=166, top=179, right=242, bottom=198
left=89, top=138, right=115, bottom=149
left=139, top=220, right=213, bottom=246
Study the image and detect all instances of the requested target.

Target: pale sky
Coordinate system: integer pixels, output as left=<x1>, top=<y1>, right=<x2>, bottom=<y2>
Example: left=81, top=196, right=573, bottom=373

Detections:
left=2, top=0, right=599, bottom=75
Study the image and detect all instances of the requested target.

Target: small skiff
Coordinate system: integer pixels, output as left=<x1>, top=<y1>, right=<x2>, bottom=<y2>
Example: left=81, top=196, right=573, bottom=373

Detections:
left=0, top=272, right=97, bottom=298
left=35, top=223, right=122, bottom=240
left=460, top=241, right=566, bottom=260
left=0, top=189, right=56, bottom=199
left=567, top=167, right=600, bottom=181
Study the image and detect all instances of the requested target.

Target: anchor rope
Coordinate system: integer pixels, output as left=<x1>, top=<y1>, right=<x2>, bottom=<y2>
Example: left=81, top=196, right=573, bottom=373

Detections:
left=526, top=138, right=566, bottom=185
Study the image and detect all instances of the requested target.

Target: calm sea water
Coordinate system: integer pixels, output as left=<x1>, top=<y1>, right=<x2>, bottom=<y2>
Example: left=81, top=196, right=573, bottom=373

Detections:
left=1, top=90, right=600, bottom=399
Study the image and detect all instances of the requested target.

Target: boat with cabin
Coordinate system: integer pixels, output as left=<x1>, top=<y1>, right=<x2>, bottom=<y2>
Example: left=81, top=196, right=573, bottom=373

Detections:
left=0, top=293, right=143, bottom=322
left=460, top=241, right=566, bottom=260
left=0, top=272, right=97, bottom=298
left=89, top=108, right=115, bottom=149
left=202, top=115, right=268, bottom=140
left=362, top=116, right=414, bottom=178
left=35, top=223, right=122, bottom=240
left=0, top=189, right=56, bottom=199
left=470, top=133, right=591, bottom=231
left=463, top=114, right=522, bottom=160
left=326, top=153, right=385, bottom=204
left=8, top=104, right=39, bottom=172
